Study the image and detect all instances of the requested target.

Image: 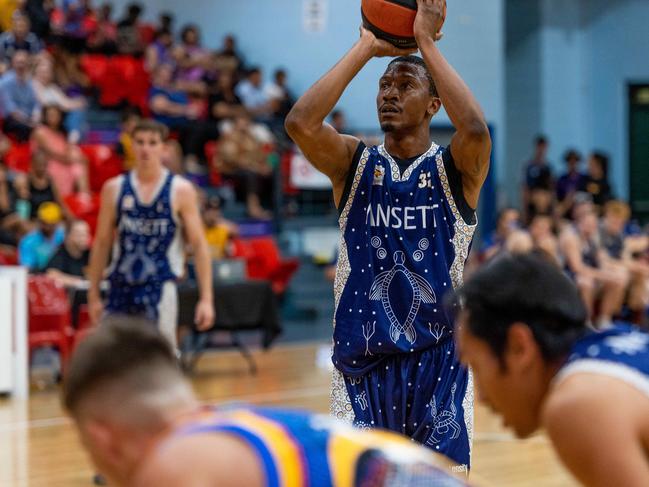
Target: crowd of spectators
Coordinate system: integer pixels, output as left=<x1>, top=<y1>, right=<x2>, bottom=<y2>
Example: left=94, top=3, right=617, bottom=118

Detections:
left=474, top=136, right=649, bottom=329
left=0, top=1, right=300, bottom=294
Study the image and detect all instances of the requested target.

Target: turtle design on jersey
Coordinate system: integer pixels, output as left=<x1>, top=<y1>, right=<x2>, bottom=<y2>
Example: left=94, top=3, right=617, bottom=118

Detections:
left=369, top=250, right=436, bottom=345
left=426, top=383, right=461, bottom=445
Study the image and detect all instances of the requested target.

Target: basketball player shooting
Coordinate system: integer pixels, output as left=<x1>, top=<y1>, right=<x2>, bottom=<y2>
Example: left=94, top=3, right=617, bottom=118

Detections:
left=87, top=120, right=214, bottom=348
left=286, top=0, right=490, bottom=470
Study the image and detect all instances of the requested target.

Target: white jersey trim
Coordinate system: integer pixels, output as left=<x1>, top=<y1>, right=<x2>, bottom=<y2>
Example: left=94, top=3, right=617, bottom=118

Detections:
left=433, top=151, right=477, bottom=289
left=554, top=359, right=649, bottom=399
left=378, top=142, right=439, bottom=183
left=330, top=147, right=369, bottom=420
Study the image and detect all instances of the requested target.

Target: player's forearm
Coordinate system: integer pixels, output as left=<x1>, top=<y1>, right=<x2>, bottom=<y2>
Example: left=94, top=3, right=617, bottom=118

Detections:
left=417, top=37, right=488, bottom=135
left=286, top=38, right=373, bottom=135
left=87, top=242, right=111, bottom=297
left=193, top=240, right=213, bottom=303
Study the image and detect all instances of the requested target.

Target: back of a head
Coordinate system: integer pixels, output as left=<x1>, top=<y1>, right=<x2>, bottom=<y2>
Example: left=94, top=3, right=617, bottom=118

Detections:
left=63, top=316, right=186, bottom=425
left=455, top=252, right=588, bottom=361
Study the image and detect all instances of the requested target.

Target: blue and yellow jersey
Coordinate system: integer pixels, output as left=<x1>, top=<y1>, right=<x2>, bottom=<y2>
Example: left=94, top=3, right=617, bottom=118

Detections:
left=172, top=406, right=471, bottom=487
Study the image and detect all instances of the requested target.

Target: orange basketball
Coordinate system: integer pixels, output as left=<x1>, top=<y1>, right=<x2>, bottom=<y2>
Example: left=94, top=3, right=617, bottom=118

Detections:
left=361, top=0, right=418, bottom=48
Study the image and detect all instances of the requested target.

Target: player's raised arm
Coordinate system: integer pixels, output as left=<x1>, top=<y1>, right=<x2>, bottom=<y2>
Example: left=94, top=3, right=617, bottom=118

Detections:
left=414, top=0, right=491, bottom=209
left=285, top=28, right=415, bottom=206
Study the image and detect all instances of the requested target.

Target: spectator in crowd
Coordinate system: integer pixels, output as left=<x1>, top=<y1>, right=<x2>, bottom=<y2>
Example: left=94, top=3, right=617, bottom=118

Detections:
left=22, top=0, right=54, bottom=40
left=149, top=63, right=218, bottom=172
left=600, top=200, right=649, bottom=321
left=51, top=0, right=96, bottom=53
left=0, top=163, right=30, bottom=245
left=584, top=151, right=612, bottom=209
left=0, top=12, right=41, bottom=74
left=115, top=106, right=139, bottom=170
left=522, top=135, right=553, bottom=220
left=18, top=201, right=65, bottom=272
left=144, top=27, right=175, bottom=73
left=157, top=11, right=173, bottom=32
left=116, top=2, right=144, bottom=56
left=86, top=2, right=117, bottom=55
left=528, top=213, right=560, bottom=264
left=330, top=109, right=348, bottom=134
left=203, top=196, right=238, bottom=259
left=215, top=34, right=244, bottom=75
left=556, top=149, right=587, bottom=220
left=235, top=67, right=273, bottom=121
left=174, top=24, right=209, bottom=94
left=51, top=44, right=90, bottom=97
left=27, top=150, right=65, bottom=220
left=216, top=114, right=273, bottom=220
left=0, top=50, right=41, bottom=142
left=31, top=104, right=89, bottom=198
left=46, top=219, right=90, bottom=287
left=480, top=207, right=520, bottom=261
left=209, top=70, right=245, bottom=126
left=32, top=55, right=87, bottom=143
left=265, top=68, right=294, bottom=120
left=560, top=206, right=628, bottom=327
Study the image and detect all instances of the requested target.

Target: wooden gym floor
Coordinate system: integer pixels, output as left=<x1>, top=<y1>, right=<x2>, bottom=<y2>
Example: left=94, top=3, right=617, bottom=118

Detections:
left=0, top=342, right=578, bottom=487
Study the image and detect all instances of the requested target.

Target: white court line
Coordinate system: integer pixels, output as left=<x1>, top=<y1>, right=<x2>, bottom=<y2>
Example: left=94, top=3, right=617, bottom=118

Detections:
left=0, top=382, right=551, bottom=447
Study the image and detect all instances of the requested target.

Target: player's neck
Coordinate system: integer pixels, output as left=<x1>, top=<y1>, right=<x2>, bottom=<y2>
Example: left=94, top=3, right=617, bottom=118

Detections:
left=384, top=129, right=431, bottom=159
left=134, top=161, right=165, bottom=184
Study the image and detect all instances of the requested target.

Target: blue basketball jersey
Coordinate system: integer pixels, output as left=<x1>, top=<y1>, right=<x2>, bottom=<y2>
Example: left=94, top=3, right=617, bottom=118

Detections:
left=167, top=406, right=471, bottom=487
left=106, top=170, right=184, bottom=320
left=333, top=143, right=477, bottom=376
left=556, top=323, right=649, bottom=398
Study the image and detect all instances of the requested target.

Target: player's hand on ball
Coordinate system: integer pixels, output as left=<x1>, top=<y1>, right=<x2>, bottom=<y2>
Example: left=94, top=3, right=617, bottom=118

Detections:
left=359, top=25, right=417, bottom=58
left=414, top=0, right=446, bottom=42
left=195, top=299, right=215, bottom=331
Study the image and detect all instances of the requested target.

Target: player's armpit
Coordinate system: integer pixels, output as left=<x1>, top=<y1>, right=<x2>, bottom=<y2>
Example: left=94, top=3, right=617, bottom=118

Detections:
left=543, top=376, right=649, bottom=487
left=449, top=127, right=491, bottom=209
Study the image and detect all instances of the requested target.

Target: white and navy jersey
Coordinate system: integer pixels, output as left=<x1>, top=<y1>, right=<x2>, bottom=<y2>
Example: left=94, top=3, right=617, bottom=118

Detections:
left=333, top=142, right=477, bottom=376
left=555, top=323, right=649, bottom=398
left=107, top=170, right=185, bottom=321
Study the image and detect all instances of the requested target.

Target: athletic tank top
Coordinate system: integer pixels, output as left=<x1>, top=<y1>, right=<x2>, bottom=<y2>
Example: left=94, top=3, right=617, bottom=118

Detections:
left=106, top=170, right=184, bottom=319
left=168, top=407, right=471, bottom=487
left=333, top=143, right=477, bottom=376
left=555, top=323, right=649, bottom=399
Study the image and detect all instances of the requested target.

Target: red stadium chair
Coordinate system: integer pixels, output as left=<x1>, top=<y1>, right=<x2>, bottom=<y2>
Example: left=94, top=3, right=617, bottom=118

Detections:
left=72, top=304, right=95, bottom=351
left=80, top=54, right=110, bottom=86
left=232, top=237, right=300, bottom=295
left=139, top=24, right=156, bottom=44
left=28, top=276, right=75, bottom=371
left=80, top=144, right=123, bottom=192
left=64, top=192, right=101, bottom=234
left=5, top=144, right=32, bottom=173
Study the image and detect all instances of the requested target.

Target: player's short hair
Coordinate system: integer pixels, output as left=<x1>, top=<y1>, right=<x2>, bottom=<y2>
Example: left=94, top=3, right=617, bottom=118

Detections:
left=132, top=119, right=169, bottom=140
left=387, top=56, right=438, bottom=97
left=62, top=316, right=178, bottom=415
left=452, top=253, right=588, bottom=363
left=534, top=135, right=548, bottom=146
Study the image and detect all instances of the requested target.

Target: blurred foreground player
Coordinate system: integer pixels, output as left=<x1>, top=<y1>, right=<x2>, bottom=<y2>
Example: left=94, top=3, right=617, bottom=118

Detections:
left=286, top=0, right=490, bottom=469
left=87, top=120, right=214, bottom=347
left=455, top=253, right=649, bottom=487
left=63, top=319, right=476, bottom=487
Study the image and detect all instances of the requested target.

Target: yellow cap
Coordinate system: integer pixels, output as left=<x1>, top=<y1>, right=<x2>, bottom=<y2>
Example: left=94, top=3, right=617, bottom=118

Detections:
left=37, top=202, right=62, bottom=224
